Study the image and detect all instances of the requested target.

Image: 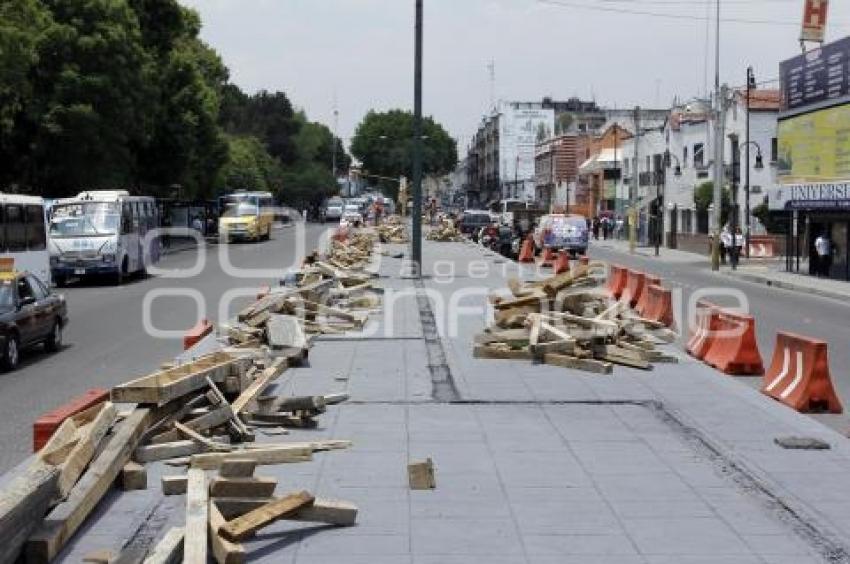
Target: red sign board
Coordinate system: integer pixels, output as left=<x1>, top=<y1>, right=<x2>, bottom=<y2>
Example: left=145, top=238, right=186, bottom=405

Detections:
left=801, top=0, right=829, bottom=43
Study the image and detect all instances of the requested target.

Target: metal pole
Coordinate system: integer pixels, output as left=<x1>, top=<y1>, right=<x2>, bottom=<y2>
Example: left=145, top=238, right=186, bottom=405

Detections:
left=731, top=135, right=739, bottom=270
left=411, top=0, right=423, bottom=275
left=630, top=107, right=639, bottom=254
left=710, top=0, right=722, bottom=270
left=745, top=66, right=752, bottom=259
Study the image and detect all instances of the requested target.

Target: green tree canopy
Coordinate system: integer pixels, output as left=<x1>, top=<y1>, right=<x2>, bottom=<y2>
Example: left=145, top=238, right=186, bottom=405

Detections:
left=694, top=181, right=731, bottom=227
left=350, top=109, right=457, bottom=198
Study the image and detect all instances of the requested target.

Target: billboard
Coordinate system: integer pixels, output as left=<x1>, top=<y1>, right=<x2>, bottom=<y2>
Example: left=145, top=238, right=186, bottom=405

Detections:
left=776, top=104, right=850, bottom=183
left=779, top=35, right=850, bottom=115
left=800, top=0, right=829, bottom=43
left=499, top=104, right=555, bottom=184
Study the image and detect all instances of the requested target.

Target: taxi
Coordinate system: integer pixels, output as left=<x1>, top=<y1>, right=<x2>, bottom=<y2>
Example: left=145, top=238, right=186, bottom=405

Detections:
left=0, top=259, right=68, bottom=370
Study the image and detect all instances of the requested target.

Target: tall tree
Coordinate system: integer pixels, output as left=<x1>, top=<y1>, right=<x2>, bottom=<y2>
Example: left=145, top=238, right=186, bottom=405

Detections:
left=350, top=109, right=457, bottom=198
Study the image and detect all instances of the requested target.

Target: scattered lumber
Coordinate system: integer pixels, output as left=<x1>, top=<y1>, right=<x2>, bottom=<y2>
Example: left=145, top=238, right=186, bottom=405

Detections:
left=189, top=446, right=314, bottom=470
left=408, top=458, right=436, bottom=490
left=184, top=468, right=208, bottom=563
left=120, top=461, right=147, bottom=491
left=209, top=502, right=244, bottom=564
left=142, top=527, right=183, bottom=564
left=0, top=461, right=59, bottom=563
left=219, top=491, right=315, bottom=542
left=214, top=497, right=358, bottom=525
left=426, top=220, right=464, bottom=241
left=161, top=475, right=188, bottom=496
left=209, top=477, right=277, bottom=498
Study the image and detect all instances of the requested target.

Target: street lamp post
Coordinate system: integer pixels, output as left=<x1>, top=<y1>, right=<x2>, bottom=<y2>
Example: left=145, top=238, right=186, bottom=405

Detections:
left=745, top=66, right=756, bottom=258
left=660, top=150, right=683, bottom=257
left=411, top=0, right=423, bottom=276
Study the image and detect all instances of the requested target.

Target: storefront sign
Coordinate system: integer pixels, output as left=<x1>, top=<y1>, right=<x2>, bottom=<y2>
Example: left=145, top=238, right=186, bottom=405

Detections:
left=770, top=181, right=850, bottom=210
left=777, top=104, right=850, bottom=182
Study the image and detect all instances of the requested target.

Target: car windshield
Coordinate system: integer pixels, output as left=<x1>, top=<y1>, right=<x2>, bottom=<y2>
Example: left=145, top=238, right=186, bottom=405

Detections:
left=551, top=217, right=586, bottom=230
left=327, top=200, right=343, bottom=208
left=0, top=282, right=13, bottom=309
left=223, top=203, right=258, bottom=218
left=49, top=203, right=119, bottom=237
left=345, top=205, right=360, bottom=212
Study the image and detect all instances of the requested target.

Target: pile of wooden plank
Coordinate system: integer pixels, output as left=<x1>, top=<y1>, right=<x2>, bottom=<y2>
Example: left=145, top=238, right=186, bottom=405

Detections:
left=473, top=262, right=678, bottom=374
left=426, top=220, right=464, bottom=242
left=376, top=216, right=409, bottom=243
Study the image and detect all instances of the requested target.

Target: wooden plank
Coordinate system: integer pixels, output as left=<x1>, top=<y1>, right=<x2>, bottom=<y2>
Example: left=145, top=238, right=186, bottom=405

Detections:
left=231, top=358, right=287, bottom=415
left=82, top=548, right=115, bottom=562
left=142, top=527, right=183, bottom=564
left=492, top=293, right=546, bottom=311
left=37, top=418, right=79, bottom=465
left=219, top=491, right=315, bottom=542
left=150, top=406, right=234, bottom=445
left=120, top=461, right=147, bottom=491
left=219, top=459, right=256, bottom=478
left=27, top=408, right=154, bottom=563
left=0, top=461, right=59, bottom=563
left=173, top=422, right=231, bottom=453
left=528, top=314, right=541, bottom=347
left=408, top=459, right=436, bottom=490
left=134, top=440, right=205, bottom=463
left=205, top=377, right=252, bottom=439
left=599, top=353, right=651, bottom=370
left=472, top=344, right=532, bottom=361
left=215, top=497, right=357, bottom=525
left=209, top=502, right=244, bottom=564
left=58, top=402, right=119, bottom=497
left=111, top=352, right=246, bottom=405
left=189, top=446, right=313, bottom=470
left=529, top=339, right=575, bottom=359
left=184, top=468, right=208, bottom=563
left=542, top=264, right=589, bottom=296
left=161, top=475, right=188, bottom=496
left=543, top=353, right=613, bottom=375
left=473, top=328, right=530, bottom=346
left=209, top=477, right=277, bottom=498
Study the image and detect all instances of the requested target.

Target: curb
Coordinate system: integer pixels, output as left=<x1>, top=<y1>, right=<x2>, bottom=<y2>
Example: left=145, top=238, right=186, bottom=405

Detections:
left=726, top=271, right=850, bottom=302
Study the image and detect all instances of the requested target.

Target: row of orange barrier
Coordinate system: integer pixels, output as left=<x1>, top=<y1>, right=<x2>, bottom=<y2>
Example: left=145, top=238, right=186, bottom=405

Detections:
left=686, top=301, right=764, bottom=376
left=605, top=265, right=674, bottom=328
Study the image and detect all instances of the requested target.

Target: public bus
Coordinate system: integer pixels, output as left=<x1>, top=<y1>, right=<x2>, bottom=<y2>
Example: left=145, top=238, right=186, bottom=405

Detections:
left=218, top=191, right=275, bottom=243
left=0, top=194, right=50, bottom=286
left=49, top=191, right=160, bottom=285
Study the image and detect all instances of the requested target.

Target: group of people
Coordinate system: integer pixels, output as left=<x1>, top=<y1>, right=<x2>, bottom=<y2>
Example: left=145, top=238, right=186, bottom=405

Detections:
left=718, top=224, right=745, bottom=265
left=590, top=216, right=625, bottom=240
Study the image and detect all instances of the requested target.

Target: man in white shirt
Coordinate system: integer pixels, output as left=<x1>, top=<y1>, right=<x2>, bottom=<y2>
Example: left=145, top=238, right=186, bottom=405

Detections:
left=814, top=232, right=831, bottom=277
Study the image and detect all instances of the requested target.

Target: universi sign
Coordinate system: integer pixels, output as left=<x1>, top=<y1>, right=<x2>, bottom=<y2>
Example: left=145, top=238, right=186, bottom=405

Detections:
left=770, top=182, right=850, bottom=210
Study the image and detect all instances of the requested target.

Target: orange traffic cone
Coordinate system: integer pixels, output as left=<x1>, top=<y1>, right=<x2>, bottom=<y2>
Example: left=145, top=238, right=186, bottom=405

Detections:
left=553, top=250, right=570, bottom=274
left=518, top=234, right=535, bottom=263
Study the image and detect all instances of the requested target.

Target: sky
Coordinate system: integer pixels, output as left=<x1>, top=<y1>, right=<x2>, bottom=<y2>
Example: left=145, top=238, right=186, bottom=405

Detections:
left=180, top=0, right=850, bottom=152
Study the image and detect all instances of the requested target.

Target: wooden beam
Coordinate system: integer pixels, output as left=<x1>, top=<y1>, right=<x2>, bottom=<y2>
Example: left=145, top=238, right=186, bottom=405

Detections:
left=189, top=446, right=313, bottom=470
left=120, top=461, right=147, bottom=491
left=161, top=475, right=187, bottom=496
left=231, top=358, right=287, bottom=415
left=408, top=459, right=436, bottom=490
left=27, top=408, right=153, bottom=563
left=183, top=468, right=208, bottom=563
left=209, top=502, right=244, bottom=564
left=134, top=440, right=205, bottom=463
left=141, top=527, right=183, bottom=564
left=215, top=498, right=357, bottom=525
left=543, top=353, right=613, bottom=375
left=204, top=377, right=252, bottom=440
left=149, top=406, right=234, bottom=445
left=57, top=402, right=119, bottom=497
left=0, top=461, right=59, bottom=563
left=472, top=344, right=532, bottom=361
left=173, top=422, right=231, bottom=453
left=219, top=491, right=315, bottom=542
left=218, top=460, right=256, bottom=479
left=209, top=477, right=277, bottom=498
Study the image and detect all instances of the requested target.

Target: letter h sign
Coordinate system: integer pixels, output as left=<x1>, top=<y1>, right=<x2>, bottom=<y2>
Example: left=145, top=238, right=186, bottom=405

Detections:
left=801, top=0, right=829, bottom=43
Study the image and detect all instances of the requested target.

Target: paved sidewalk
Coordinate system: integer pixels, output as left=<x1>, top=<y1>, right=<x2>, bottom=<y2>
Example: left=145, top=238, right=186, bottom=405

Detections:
left=592, top=238, right=711, bottom=264
left=46, top=237, right=850, bottom=563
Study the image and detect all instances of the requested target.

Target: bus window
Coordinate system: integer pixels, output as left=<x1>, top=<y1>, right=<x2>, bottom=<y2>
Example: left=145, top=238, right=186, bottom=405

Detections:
left=122, top=203, right=133, bottom=234
left=25, top=205, right=46, bottom=251
left=0, top=206, right=5, bottom=252
left=6, top=205, right=26, bottom=252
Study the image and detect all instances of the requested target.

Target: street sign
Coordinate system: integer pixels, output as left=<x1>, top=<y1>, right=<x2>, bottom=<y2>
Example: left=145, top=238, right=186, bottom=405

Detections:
left=800, top=0, right=829, bottom=43
left=779, top=35, right=850, bottom=116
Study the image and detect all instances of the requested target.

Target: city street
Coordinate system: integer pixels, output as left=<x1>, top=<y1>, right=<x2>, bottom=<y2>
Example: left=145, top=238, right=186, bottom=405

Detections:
left=589, top=241, right=850, bottom=432
left=0, top=223, right=327, bottom=473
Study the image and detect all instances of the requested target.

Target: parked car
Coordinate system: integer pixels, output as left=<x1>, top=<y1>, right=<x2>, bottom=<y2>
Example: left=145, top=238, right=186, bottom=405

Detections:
left=458, top=210, right=493, bottom=241
left=0, top=269, right=68, bottom=370
left=533, top=214, right=589, bottom=256
left=323, top=198, right=344, bottom=223
left=340, top=204, right=364, bottom=227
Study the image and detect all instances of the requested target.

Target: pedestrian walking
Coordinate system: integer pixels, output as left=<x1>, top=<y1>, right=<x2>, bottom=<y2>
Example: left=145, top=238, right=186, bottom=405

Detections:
left=815, top=231, right=832, bottom=277
left=720, top=225, right=732, bottom=265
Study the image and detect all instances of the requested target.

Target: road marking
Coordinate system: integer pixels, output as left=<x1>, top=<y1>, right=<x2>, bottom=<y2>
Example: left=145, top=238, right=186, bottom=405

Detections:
left=765, top=347, right=791, bottom=392
left=780, top=351, right=805, bottom=399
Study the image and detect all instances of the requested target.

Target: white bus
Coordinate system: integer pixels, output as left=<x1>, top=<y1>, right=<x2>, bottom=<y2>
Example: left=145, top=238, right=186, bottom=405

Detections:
left=0, top=194, right=50, bottom=286
left=49, top=191, right=160, bottom=285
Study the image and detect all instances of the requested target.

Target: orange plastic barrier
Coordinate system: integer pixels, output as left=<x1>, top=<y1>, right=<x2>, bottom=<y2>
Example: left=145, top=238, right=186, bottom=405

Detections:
left=686, top=301, right=719, bottom=360
left=605, top=265, right=627, bottom=299
left=644, top=284, right=674, bottom=327
left=553, top=250, right=570, bottom=275
left=635, top=274, right=661, bottom=316
left=702, top=310, right=764, bottom=375
left=761, top=332, right=843, bottom=413
left=33, top=389, right=109, bottom=451
left=620, top=269, right=646, bottom=307
left=539, top=247, right=556, bottom=268
left=183, top=318, right=214, bottom=351
left=518, top=235, right=535, bottom=263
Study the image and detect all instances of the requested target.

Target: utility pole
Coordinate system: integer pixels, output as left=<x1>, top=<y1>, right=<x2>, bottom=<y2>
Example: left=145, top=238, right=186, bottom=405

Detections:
left=411, top=0, right=423, bottom=275
left=630, top=107, right=640, bottom=254
left=332, top=95, right=339, bottom=182
left=745, top=66, right=754, bottom=259
left=710, top=0, right=723, bottom=271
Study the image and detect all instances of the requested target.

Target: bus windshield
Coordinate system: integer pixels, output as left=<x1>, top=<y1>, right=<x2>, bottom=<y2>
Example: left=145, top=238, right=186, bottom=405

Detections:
left=222, top=203, right=259, bottom=217
left=49, top=203, right=120, bottom=237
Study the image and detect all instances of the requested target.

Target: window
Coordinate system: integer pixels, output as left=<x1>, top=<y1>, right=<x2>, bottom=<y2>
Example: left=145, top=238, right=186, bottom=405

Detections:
left=27, top=275, right=48, bottom=300
left=751, top=185, right=762, bottom=194
left=25, top=205, right=46, bottom=251
left=16, top=276, right=35, bottom=302
left=683, top=146, right=689, bottom=167
left=0, top=206, right=5, bottom=252
left=5, top=205, right=26, bottom=252
left=771, top=137, right=778, bottom=162
left=122, top=203, right=133, bottom=234
left=693, top=143, right=705, bottom=168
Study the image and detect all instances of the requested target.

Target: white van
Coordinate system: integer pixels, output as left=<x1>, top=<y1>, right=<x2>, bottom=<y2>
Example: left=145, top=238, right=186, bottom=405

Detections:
left=0, top=194, right=50, bottom=286
left=49, top=190, right=161, bottom=285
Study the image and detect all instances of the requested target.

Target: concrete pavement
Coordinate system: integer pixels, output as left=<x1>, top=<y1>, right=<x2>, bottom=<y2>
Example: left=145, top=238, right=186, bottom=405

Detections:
left=48, top=235, right=850, bottom=563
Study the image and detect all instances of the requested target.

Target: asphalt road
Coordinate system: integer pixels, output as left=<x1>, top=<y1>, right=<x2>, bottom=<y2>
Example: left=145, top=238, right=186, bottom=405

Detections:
left=589, top=242, right=850, bottom=434
left=0, top=222, right=328, bottom=473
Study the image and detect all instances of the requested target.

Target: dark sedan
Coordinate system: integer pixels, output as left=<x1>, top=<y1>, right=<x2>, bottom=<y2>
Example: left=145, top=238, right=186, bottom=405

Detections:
left=0, top=272, right=68, bottom=370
